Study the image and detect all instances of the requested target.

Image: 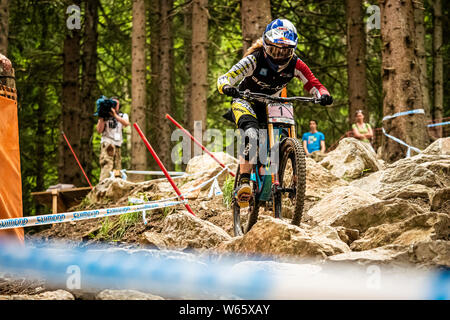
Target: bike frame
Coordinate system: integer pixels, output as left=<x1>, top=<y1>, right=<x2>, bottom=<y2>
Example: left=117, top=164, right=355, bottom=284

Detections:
left=238, top=90, right=320, bottom=203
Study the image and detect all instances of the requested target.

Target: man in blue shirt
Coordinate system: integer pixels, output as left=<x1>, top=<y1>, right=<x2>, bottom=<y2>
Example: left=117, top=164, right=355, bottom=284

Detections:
left=302, top=120, right=325, bottom=157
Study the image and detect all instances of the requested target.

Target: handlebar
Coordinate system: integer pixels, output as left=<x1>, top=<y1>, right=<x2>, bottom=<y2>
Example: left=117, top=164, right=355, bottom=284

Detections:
left=238, top=90, right=321, bottom=104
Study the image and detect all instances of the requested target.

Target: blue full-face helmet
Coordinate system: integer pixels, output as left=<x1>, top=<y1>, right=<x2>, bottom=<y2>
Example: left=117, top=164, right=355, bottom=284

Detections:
left=262, top=19, right=298, bottom=72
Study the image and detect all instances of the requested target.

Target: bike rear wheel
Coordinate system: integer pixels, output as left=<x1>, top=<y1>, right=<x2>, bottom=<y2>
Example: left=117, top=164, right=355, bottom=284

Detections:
left=232, top=166, right=260, bottom=236
left=275, top=137, right=306, bottom=226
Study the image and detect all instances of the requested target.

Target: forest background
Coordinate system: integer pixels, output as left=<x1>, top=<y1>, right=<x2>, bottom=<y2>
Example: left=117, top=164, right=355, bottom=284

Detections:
left=0, top=0, right=448, bottom=216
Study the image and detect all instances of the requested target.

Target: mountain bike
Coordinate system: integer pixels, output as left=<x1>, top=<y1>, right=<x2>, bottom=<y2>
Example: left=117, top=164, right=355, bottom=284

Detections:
left=232, top=90, right=321, bottom=236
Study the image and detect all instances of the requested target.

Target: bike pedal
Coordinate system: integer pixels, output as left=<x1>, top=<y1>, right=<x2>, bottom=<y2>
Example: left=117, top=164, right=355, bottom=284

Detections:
left=237, top=200, right=250, bottom=208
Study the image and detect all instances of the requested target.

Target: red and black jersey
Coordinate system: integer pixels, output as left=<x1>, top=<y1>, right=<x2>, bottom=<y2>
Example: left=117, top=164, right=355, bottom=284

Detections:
left=217, top=48, right=329, bottom=98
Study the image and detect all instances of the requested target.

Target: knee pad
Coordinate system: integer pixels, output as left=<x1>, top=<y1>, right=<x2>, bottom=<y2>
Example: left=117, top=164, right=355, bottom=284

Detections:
left=241, top=127, right=259, bottom=163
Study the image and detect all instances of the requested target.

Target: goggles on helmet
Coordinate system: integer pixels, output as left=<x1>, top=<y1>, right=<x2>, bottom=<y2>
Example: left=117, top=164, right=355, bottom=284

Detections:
left=263, top=41, right=295, bottom=60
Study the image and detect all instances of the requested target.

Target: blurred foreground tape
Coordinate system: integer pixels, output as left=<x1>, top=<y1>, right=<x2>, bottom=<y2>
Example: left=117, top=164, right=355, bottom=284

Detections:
left=0, top=90, right=24, bottom=245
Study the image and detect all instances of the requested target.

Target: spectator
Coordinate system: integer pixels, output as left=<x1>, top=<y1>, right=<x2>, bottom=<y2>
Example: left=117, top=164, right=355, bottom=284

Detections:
left=352, top=110, right=373, bottom=145
left=96, top=97, right=130, bottom=181
left=302, top=120, right=325, bottom=161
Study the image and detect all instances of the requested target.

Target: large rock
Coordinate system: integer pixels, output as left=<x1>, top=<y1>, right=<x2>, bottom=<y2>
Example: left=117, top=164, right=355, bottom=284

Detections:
left=422, top=137, right=450, bottom=155
left=185, top=152, right=238, bottom=176
left=305, top=157, right=348, bottom=199
left=351, top=154, right=450, bottom=199
left=179, top=152, right=237, bottom=199
left=331, top=199, right=427, bottom=233
left=431, top=188, right=450, bottom=213
left=381, top=184, right=434, bottom=202
left=96, top=289, right=164, bottom=300
left=86, top=178, right=137, bottom=205
left=319, top=138, right=383, bottom=180
left=85, top=178, right=170, bottom=206
left=350, top=212, right=450, bottom=251
left=218, top=216, right=350, bottom=260
left=0, top=290, right=75, bottom=300
left=303, top=186, right=380, bottom=227
left=142, top=210, right=231, bottom=251
left=329, top=240, right=450, bottom=267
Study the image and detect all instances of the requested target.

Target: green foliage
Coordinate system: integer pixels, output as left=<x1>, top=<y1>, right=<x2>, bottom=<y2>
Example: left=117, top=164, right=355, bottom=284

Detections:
left=8, top=0, right=449, bottom=219
left=95, top=211, right=141, bottom=241
left=222, top=175, right=235, bottom=209
left=96, top=216, right=113, bottom=240
left=79, top=196, right=92, bottom=209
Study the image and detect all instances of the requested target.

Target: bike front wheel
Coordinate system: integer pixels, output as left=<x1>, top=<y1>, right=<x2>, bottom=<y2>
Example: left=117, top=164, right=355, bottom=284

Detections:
left=275, top=137, right=307, bottom=226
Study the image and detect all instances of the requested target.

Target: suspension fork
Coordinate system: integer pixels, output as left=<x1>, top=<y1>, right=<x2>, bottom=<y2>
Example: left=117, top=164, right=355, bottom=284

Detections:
left=267, top=123, right=280, bottom=187
left=290, top=125, right=296, bottom=139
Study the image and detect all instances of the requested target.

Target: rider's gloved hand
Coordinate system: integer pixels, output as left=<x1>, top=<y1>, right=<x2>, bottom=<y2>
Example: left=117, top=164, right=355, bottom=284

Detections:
left=222, top=85, right=240, bottom=98
left=320, top=94, right=333, bottom=106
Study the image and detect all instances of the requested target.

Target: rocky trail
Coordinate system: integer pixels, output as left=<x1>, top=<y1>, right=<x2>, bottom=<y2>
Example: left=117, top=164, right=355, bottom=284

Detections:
left=1, top=138, right=449, bottom=300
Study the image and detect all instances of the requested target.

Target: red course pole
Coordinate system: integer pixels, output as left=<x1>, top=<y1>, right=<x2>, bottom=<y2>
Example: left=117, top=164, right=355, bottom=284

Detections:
left=165, top=114, right=235, bottom=177
left=133, top=123, right=195, bottom=216
left=61, top=132, right=93, bottom=189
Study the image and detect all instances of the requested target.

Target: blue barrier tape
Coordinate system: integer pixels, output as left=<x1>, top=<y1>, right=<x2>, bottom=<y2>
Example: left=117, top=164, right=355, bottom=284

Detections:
left=0, top=241, right=271, bottom=299
left=428, top=269, right=450, bottom=300
left=381, top=128, right=422, bottom=157
left=427, top=121, right=450, bottom=128
left=0, top=240, right=448, bottom=299
left=383, top=109, right=425, bottom=121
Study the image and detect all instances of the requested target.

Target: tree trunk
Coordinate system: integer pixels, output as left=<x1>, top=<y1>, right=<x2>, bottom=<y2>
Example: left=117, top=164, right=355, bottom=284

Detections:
left=432, top=0, right=443, bottom=138
left=131, top=0, right=147, bottom=171
left=148, top=0, right=161, bottom=170
left=346, top=0, right=369, bottom=126
left=241, top=0, right=271, bottom=54
left=380, top=0, right=429, bottom=163
left=0, top=0, right=9, bottom=55
left=183, top=0, right=192, bottom=127
left=156, top=0, right=174, bottom=170
left=188, top=0, right=208, bottom=139
left=414, top=0, right=431, bottom=119
left=178, top=1, right=192, bottom=168
left=80, top=0, right=98, bottom=182
left=59, top=0, right=82, bottom=185
left=35, top=86, right=47, bottom=213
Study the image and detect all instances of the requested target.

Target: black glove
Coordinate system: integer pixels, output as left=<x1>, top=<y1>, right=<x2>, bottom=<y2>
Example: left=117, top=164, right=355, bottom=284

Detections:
left=320, top=94, right=333, bottom=106
left=222, top=85, right=240, bottom=98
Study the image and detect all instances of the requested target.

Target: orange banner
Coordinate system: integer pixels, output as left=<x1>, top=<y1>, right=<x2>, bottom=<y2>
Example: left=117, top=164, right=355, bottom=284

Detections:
left=0, top=95, right=24, bottom=244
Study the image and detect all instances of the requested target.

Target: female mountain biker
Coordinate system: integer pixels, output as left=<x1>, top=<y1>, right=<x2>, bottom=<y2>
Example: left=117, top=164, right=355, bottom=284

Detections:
left=217, top=18, right=333, bottom=207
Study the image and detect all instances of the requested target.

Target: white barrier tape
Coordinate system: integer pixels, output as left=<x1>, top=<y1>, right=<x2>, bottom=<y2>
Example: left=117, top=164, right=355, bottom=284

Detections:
left=208, top=178, right=223, bottom=198
left=179, top=165, right=229, bottom=197
left=0, top=165, right=231, bottom=231
left=120, top=165, right=231, bottom=182
left=383, top=108, right=425, bottom=121
left=123, top=170, right=187, bottom=176
left=427, top=121, right=450, bottom=128
left=128, top=165, right=230, bottom=205
left=142, top=210, right=148, bottom=225
left=127, top=198, right=151, bottom=224
left=382, top=127, right=422, bottom=157
left=0, top=200, right=187, bottom=230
